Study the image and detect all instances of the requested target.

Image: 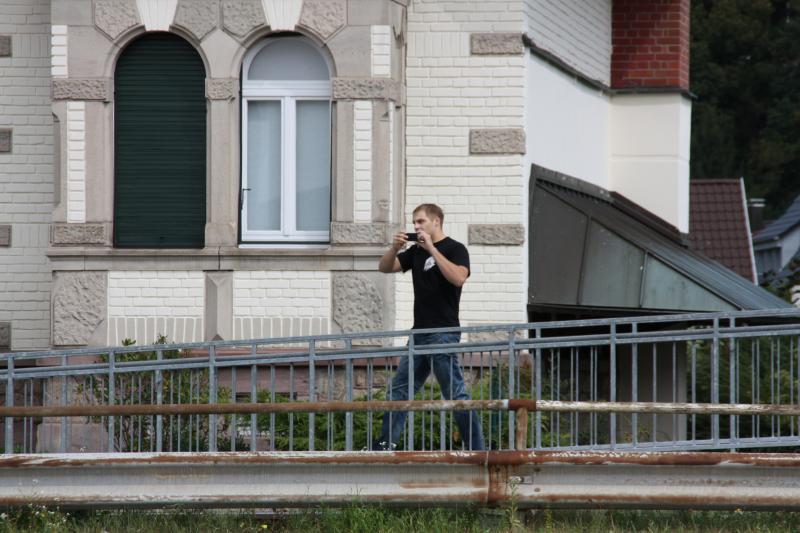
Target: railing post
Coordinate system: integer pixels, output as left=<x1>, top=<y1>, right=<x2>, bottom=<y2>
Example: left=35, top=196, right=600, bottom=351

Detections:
left=4, top=356, right=13, bottom=454
left=610, top=322, right=617, bottom=450
left=208, top=345, right=217, bottom=452
left=250, top=356, right=257, bottom=452
left=407, top=333, right=415, bottom=451
left=155, top=349, right=163, bottom=453
left=508, top=328, right=516, bottom=449
left=345, top=338, right=353, bottom=452
left=729, top=317, right=736, bottom=451
left=107, top=351, right=115, bottom=452
left=308, top=340, right=316, bottom=452
left=60, top=354, right=67, bottom=453
left=631, top=323, right=638, bottom=448
left=535, top=327, right=542, bottom=450
left=712, top=318, right=719, bottom=447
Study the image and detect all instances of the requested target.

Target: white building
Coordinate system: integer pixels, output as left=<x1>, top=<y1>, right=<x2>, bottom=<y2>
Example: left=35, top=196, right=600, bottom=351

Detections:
left=0, top=0, right=786, bottom=353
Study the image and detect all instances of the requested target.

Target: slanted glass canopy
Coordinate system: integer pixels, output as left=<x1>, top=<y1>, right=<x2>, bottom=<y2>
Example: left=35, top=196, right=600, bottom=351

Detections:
left=528, top=165, right=790, bottom=316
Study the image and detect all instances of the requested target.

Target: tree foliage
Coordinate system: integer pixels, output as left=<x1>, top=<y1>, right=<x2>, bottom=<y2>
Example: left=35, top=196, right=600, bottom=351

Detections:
left=691, top=0, right=800, bottom=219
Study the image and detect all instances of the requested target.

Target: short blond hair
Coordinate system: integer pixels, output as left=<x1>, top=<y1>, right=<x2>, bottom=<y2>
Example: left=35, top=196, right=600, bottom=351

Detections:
left=413, top=203, right=444, bottom=225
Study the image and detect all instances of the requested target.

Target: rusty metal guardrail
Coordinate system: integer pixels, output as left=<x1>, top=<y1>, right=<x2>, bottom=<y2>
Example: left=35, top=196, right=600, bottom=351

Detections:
left=1, top=399, right=800, bottom=510
left=2, top=450, right=800, bottom=510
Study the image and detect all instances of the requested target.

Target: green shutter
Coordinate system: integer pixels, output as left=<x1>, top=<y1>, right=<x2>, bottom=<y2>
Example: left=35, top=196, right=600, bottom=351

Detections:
left=114, top=34, right=206, bottom=248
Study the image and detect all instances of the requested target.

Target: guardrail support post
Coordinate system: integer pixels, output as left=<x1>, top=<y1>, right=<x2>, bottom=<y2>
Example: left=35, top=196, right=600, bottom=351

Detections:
left=515, top=407, right=528, bottom=450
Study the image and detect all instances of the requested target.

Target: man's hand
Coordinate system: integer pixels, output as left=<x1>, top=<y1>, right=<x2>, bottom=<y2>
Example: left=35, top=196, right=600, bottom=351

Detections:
left=379, top=233, right=408, bottom=273
left=417, top=229, right=435, bottom=254
left=392, top=232, right=408, bottom=251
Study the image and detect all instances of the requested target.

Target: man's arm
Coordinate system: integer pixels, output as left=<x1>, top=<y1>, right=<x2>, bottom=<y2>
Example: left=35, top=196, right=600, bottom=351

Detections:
left=428, top=247, right=468, bottom=287
left=378, top=233, right=407, bottom=273
left=416, top=231, right=468, bottom=287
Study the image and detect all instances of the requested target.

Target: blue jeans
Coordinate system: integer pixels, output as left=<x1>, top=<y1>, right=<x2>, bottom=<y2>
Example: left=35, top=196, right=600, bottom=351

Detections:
left=378, top=332, right=485, bottom=450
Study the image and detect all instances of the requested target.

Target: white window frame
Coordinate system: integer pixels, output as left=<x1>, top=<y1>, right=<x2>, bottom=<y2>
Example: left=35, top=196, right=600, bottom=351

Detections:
left=240, top=37, right=332, bottom=243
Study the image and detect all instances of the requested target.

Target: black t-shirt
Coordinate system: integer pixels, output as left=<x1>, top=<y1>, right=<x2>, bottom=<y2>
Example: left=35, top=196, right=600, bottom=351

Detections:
left=397, top=237, right=470, bottom=329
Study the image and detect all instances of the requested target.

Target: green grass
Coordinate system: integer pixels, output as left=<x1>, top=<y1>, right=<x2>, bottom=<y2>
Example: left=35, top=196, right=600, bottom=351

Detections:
left=2, top=506, right=800, bottom=533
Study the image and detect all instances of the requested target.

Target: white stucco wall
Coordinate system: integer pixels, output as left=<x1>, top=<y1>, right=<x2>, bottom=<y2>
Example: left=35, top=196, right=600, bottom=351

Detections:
left=610, top=93, right=691, bottom=233
left=524, top=0, right=612, bottom=85
left=525, top=54, right=610, bottom=190
left=525, top=57, right=691, bottom=234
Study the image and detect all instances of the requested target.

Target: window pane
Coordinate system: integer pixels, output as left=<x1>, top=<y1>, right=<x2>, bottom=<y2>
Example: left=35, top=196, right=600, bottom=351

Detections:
left=248, top=39, right=330, bottom=81
left=247, top=101, right=281, bottom=231
left=296, top=101, right=331, bottom=232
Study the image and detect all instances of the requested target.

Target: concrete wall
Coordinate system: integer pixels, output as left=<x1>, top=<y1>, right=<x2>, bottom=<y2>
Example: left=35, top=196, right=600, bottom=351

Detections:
left=524, top=0, right=612, bottom=85
left=0, top=0, right=54, bottom=350
left=404, top=0, right=528, bottom=328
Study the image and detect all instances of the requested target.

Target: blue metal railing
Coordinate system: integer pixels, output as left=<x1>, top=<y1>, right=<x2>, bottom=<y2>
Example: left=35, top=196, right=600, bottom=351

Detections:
left=3, top=308, right=800, bottom=454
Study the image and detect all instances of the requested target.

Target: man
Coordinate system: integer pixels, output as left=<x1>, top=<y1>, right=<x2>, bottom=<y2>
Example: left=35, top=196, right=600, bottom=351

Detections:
left=373, top=203, right=485, bottom=450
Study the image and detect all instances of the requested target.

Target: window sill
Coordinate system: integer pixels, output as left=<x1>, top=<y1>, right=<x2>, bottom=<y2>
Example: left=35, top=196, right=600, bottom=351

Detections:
left=46, top=244, right=386, bottom=271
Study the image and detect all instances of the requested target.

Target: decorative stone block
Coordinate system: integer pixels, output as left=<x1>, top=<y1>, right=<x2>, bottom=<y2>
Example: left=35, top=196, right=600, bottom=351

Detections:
left=297, top=0, right=345, bottom=40
left=222, top=0, right=266, bottom=38
left=0, top=129, right=10, bottom=153
left=206, top=78, right=238, bottom=100
left=469, top=128, right=526, bottom=154
left=52, top=79, right=112, bottom=101
left=174, top=0, right=218, bottom=40
left=94, top=0, right=141, bottom=40
left=205, top=271, right=233, bottom=341
left=332, top=77, right=399, bottom=100
left=0, top=35, right=11, bottom=57
left=468, top=224, right=525, bottom=245
left=137, top=0, right=179, bottom=31
left=470, top=33, right=523, bottom=55
left=332, top=272, right=384, bottom=334
left=0, top=225, right=11, bottom=246
left=0, top=322, right=9, bottom=349
left=52, top=271, right=107, bottom=346
left=51, top=224, right=107, bottom=245
left=331, top=222, right=388, bottom=244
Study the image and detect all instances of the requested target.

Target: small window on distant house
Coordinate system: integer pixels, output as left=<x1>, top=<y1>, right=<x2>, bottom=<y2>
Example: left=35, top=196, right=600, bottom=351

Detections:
left=241, top=36, right=332, bottom=243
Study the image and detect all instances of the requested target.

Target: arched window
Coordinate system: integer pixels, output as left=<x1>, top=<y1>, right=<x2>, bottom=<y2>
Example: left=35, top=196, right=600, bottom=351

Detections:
left=114, top=33, right=207, bottom=248
left=241, top=36, right=332, bottom=243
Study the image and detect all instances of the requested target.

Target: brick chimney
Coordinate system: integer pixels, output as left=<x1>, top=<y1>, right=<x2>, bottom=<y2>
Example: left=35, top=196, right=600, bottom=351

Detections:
left=611, top=0, right=690, bottom=90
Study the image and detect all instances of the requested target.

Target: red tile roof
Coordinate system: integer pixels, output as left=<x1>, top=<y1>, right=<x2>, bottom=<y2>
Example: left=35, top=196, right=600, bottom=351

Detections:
left=689, top=179, right=757, bottom=283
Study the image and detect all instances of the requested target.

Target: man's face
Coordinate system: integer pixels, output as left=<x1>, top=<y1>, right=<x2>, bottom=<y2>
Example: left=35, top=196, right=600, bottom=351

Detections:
left=412, top=210, right=439, bottom=234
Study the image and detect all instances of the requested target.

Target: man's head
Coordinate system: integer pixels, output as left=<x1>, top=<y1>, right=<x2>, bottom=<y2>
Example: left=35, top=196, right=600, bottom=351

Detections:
left=412, top=203, right=445, bottom=237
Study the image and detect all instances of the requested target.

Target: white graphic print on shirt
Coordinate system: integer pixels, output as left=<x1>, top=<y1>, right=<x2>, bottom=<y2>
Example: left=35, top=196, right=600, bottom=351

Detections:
left=423, top=256, right=436, bottom=272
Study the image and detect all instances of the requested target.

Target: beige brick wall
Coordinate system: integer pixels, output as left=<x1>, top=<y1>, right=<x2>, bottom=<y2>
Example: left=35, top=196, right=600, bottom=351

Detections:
left=402, top=0, right=527, bottom=328
left=107, top=271, right=205, bottom=345
left=233, top=271, right=331, bottom=339
left=0, top=0, right=54, bottom=350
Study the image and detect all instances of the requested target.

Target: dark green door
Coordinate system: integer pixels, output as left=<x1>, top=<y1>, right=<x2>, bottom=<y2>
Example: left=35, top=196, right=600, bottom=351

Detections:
left=114, top=33, right=206, bottom=248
